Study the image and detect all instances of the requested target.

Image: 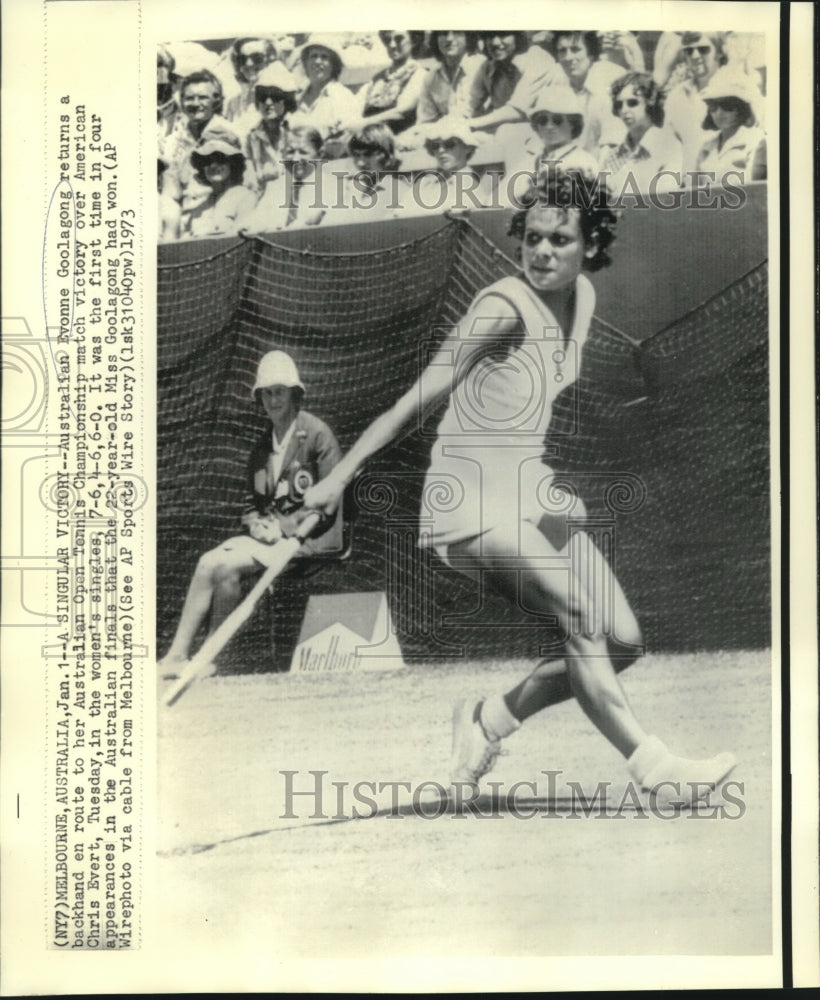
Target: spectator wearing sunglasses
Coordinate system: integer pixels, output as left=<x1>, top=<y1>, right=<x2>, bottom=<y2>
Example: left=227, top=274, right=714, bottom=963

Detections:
left=412, top=117, right=494, bottom=214
left=549, top=30, right=625, bottom=156
left=503, top=87, right=600, bottom=194
left=601, top=72, right=683, bottom=193
left=243, top=63, right=300, bottom=197
left=225, top=37, right=279, bottom=135
left=663, top=32, right=734, bottom=174
left=178, top=135, right=257, bottom=239
left=693, top=68, right=765, bottom=184
left=468, top=32, right=563, bottom=135
left=323, top=124, right=410, bottom=225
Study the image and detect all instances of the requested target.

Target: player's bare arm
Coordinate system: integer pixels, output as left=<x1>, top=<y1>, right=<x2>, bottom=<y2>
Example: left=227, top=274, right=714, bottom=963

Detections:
left=303, top=296, right=521, bottom=516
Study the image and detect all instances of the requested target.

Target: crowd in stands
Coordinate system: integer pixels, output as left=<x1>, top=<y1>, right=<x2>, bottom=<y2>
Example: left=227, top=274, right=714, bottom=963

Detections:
left=158, top=29, right=768, bottom=241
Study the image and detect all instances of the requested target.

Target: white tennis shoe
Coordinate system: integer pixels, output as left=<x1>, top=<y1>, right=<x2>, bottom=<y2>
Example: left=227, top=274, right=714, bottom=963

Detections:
left=630, top=736, right=738, bottom=808
left=448, top=698, right=504, bottom=792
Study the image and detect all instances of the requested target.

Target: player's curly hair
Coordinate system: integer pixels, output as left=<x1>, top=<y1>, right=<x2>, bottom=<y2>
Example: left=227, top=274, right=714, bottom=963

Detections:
left=508, top=168, right=619, bottom=272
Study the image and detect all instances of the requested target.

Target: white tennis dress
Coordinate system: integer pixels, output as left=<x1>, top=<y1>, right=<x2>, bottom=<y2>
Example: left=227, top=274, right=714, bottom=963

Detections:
left=419, top=272, right=594, bottom=550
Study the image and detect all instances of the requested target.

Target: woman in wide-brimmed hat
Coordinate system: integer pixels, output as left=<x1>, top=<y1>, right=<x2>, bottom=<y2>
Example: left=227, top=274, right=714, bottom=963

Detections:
left=663, top=31, right=734, bottom=173
left=693, top=67, right=765, bottom=183
left=157, top=350, right=342, bottom=680
left=412, top=116, right=495, bottom=213
left=180, top=134, right=257, bottom=239
left=295, top=34, right=358, bottom=149
left=503, top=86, right=601, bottom=189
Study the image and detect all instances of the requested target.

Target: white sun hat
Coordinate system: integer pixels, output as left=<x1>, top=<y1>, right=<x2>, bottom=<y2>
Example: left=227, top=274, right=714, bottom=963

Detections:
left=252, top=351, right=305, bottom=398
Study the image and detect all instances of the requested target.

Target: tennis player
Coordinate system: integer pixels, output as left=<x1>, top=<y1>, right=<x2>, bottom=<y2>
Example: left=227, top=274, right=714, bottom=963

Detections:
left=158, top=351, right=341, bottom=678
left=304, top=168, right=736, bottom=806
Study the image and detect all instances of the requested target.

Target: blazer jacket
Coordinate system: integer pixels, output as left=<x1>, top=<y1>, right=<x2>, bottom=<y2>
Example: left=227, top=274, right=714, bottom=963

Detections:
left=245, top=409, right=343, bottom=555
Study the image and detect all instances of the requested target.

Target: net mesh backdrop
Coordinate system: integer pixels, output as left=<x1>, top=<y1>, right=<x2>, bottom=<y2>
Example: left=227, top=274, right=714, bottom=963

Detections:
left=157, top=205, right=770, bottom=671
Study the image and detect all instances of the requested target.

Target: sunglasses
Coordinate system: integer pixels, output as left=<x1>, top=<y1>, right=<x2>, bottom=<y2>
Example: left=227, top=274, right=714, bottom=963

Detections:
left=256, top=87, right=289, bottom=102
left=683, top=45, right=713, bottom=57
left=241, top=52, right=268, bottom=66
left=706, top=98, right=741, bottom=112
left=614, top=98, right=641, bottom=110
left=531, top=112, right=566, bottom=127
left=425, top=138, right=460, bottom=153
left=198, top=155, right=233, bottom=170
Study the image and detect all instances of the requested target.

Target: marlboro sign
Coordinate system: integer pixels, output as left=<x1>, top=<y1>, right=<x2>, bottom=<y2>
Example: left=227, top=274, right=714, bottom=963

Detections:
left=290, top=592, right=404, bottom=674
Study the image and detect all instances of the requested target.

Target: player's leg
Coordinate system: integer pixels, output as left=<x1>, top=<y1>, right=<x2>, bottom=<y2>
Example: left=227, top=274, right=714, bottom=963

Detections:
left=447, top=520, right=647, bottom=788
left=458, top=520, right=647, bottom=755
left=159, top=536, right=265, bottom=665
left=447, top=522, right=736, bottom=802
left=501, top=527, right=644, bottom=722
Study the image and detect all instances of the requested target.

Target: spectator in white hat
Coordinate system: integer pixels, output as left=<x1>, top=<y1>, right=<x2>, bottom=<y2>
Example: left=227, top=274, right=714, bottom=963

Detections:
left=663, top=32, right=742, bottom=174
left=693, top=68, right=765, bottom=184
left=412, top=117, right=495, bottom=214
left=503, top=86, right=601, bottom=192
left=243, top=62, right=300, bottom=197
left=158, top=350, right=342, bottom=679
left=296, top=34, right=358, bottom=151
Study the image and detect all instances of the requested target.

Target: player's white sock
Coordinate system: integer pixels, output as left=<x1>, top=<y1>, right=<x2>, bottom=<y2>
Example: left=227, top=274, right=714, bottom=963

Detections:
left=627, top=734, right=737, bottom=802
left=480, top=694, right=521, bottom=742
left=627, top=735, right=669, bottom=787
